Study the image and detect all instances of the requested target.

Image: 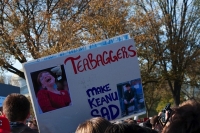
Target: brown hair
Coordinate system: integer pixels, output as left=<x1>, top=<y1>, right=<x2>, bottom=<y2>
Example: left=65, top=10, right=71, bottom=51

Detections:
left=162, top=100, right=200, bottom=133
left=75, top=117, right=111, bottom=133
left=3, top=93, right=30, bottom=122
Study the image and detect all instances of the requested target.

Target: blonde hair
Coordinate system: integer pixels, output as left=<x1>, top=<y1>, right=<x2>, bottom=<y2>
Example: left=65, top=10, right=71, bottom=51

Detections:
left=75, top=117, right=111, bottom=133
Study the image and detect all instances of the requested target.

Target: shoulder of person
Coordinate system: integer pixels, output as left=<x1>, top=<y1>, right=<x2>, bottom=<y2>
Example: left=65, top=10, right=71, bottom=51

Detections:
left=11, top=124, right=38, bottom=133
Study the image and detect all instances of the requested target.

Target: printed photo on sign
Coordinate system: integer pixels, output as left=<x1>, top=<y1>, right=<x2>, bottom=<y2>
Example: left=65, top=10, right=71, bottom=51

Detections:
left=30, top=65, right=71, bottom=114
left=117, top=78, right=145, bottom=117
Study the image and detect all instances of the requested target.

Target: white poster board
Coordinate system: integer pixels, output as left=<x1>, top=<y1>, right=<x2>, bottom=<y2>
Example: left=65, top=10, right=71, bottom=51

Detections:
left=23, top=34, right=146, bottom=133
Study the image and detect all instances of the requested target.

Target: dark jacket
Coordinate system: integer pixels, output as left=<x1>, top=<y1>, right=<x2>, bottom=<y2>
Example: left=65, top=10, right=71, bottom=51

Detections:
left=10, top=122, right=38, bottom=133
left=124, top=89, right=135, bottom=101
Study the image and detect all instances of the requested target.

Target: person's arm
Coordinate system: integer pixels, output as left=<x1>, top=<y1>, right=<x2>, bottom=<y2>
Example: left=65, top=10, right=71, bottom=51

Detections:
left=37, top=90, right=56, bottom=113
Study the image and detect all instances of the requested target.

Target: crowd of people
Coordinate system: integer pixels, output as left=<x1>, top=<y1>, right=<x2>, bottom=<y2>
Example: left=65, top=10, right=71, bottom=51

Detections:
left=76, top=99, right=200, bottom=133
left=1, top=93, right=200, bottom=133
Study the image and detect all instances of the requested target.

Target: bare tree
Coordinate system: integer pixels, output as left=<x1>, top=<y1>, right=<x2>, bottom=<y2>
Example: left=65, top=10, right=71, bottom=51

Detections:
left=0, top=0, right=91, bottom=78
left=130, top=0, right=200, bottom=106
left=0, top=0, right=129, bottom=79
left=0, top=76, right=4, bottom=83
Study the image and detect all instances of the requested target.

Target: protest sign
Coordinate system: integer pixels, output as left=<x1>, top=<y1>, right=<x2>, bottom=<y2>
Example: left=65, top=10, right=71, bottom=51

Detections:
left=23, top=34, right=146, bottom=133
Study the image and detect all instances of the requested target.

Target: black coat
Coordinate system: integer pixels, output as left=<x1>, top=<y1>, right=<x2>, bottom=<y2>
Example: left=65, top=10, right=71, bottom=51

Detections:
left=10, top=122, right=38, bottom=133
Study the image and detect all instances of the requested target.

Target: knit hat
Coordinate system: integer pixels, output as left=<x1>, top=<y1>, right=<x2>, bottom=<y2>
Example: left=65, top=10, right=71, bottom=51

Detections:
left=0, top=116, right=10, bottom=133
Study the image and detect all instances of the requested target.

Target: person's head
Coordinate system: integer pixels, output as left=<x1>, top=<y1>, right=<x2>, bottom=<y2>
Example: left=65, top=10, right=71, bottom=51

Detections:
left=37, top=71, right=55, bottom=89
left=162, top=100, right=200, bottom=133
left=75, top=117, right=111, bottom=133
left=3, top=93, right=30, bottom=122
left=105, top=123, right=158, bottom=133
left=125, top=83, right=131, bottom=90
